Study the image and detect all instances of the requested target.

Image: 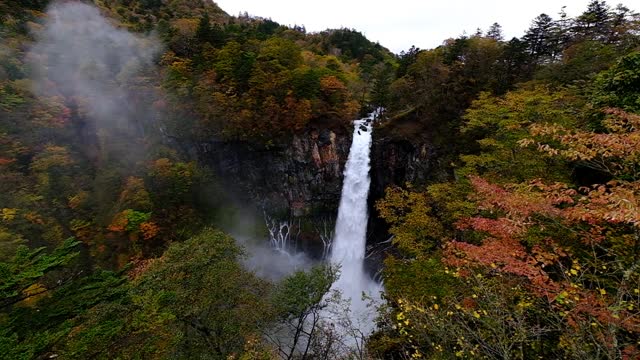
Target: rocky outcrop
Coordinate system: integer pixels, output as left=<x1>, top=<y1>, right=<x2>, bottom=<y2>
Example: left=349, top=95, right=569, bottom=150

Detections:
left=196, top=127, right=351, bottom=252
left=365, top=132, right=451, bottom=258
left=201, top=129, right=350, bottom=215
left=370, top=138, right=447, bottom=199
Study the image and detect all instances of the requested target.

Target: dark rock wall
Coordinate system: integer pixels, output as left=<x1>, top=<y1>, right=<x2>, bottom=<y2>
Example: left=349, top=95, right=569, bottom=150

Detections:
left=369, top=138, right=448, bottom=201
left=196, top=128, right=351, bottom=255
left=366, top=133, right=451, bottom=261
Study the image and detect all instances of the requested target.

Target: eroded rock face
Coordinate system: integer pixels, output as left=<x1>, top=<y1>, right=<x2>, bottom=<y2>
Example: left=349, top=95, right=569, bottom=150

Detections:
left=196, top=121, right=448, bottom=257
left=370, top=139, right=443, bottom=198
left=365, top=134, right=450, bottom=262
left=195, top=128, right=351, bottom=256
left=197, top=127, right=350, bottom=221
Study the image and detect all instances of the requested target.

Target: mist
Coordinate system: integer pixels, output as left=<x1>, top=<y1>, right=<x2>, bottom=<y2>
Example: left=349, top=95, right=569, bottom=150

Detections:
left=239, top=234, right=313, bottom=280
left=218, top=206, right=315, bottom=281
left=29, top=1, right=161, bottom=142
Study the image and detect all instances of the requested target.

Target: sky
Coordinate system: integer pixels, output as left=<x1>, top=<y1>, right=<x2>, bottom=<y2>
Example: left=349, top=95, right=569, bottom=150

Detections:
left=213, top=0, right=597, bottom=53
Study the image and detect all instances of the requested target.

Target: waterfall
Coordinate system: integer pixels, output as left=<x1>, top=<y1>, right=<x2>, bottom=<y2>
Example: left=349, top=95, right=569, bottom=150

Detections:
left=264, top=214, right=300, bottom=254
left=329, top=111, right=382, bottom=334
left=259, top=113, right=382, bottom=355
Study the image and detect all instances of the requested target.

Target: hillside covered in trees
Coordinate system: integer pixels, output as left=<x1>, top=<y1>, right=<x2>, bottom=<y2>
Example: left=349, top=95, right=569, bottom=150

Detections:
left=371, top=1, right=640, bottom=358
left=1, top=0, right=640, bottom=358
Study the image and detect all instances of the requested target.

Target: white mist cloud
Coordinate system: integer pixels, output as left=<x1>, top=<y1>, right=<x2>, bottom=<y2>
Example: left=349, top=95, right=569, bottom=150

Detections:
left=29, top=1, right=161, bottom=130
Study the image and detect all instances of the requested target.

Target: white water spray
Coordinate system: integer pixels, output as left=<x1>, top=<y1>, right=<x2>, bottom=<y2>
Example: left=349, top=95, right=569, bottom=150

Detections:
left=329, top=112, right=382, bottom=333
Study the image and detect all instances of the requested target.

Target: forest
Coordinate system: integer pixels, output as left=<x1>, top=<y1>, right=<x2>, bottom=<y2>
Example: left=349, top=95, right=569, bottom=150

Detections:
left=1, top=0, right=639, bottom=358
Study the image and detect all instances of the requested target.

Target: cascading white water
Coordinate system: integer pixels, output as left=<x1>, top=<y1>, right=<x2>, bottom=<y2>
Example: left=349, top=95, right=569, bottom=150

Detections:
left=331, top=118, right=372, bottom=265
left=329, top=112, right=382, bottom=333
left=257, top=113, right=381, bottom=354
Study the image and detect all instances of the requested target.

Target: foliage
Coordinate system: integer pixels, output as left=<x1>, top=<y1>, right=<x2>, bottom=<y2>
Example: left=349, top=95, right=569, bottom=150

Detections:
left=1, top=270, right=128, bottom=360
left=375, top=185, right=443, bottom=256
left=593, top=51, right=640, bottom=112
left=376, top=129, right=640, bottom=357
left=60, top=228, right=274, bottom=359
left=375, top=9, right=640, bottom=356
left=458, top=86, right=578, bottom=183
left=0, top=238, right=79, bottom=309
left=267, top=265, right=339, bottom=359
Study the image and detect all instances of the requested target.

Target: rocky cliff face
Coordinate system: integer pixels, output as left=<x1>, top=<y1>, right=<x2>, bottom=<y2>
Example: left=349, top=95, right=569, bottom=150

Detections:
left=370, top=138, right=449, bottom=199
left=196, top=119, right=450, bottom=258
left=365, top=133, right=451, bottom=258
left=197, top=127, right=351, bottom=255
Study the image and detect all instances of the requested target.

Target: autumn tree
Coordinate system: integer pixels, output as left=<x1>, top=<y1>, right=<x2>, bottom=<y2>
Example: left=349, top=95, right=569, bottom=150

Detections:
left=61, top=229, right=274, bottom=359
left=374, top=40, right=640, bottom=358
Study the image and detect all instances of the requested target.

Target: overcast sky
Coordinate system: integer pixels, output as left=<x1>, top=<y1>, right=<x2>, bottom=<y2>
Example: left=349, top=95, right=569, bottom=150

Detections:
left=213, top=0, right=603, bottom=53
